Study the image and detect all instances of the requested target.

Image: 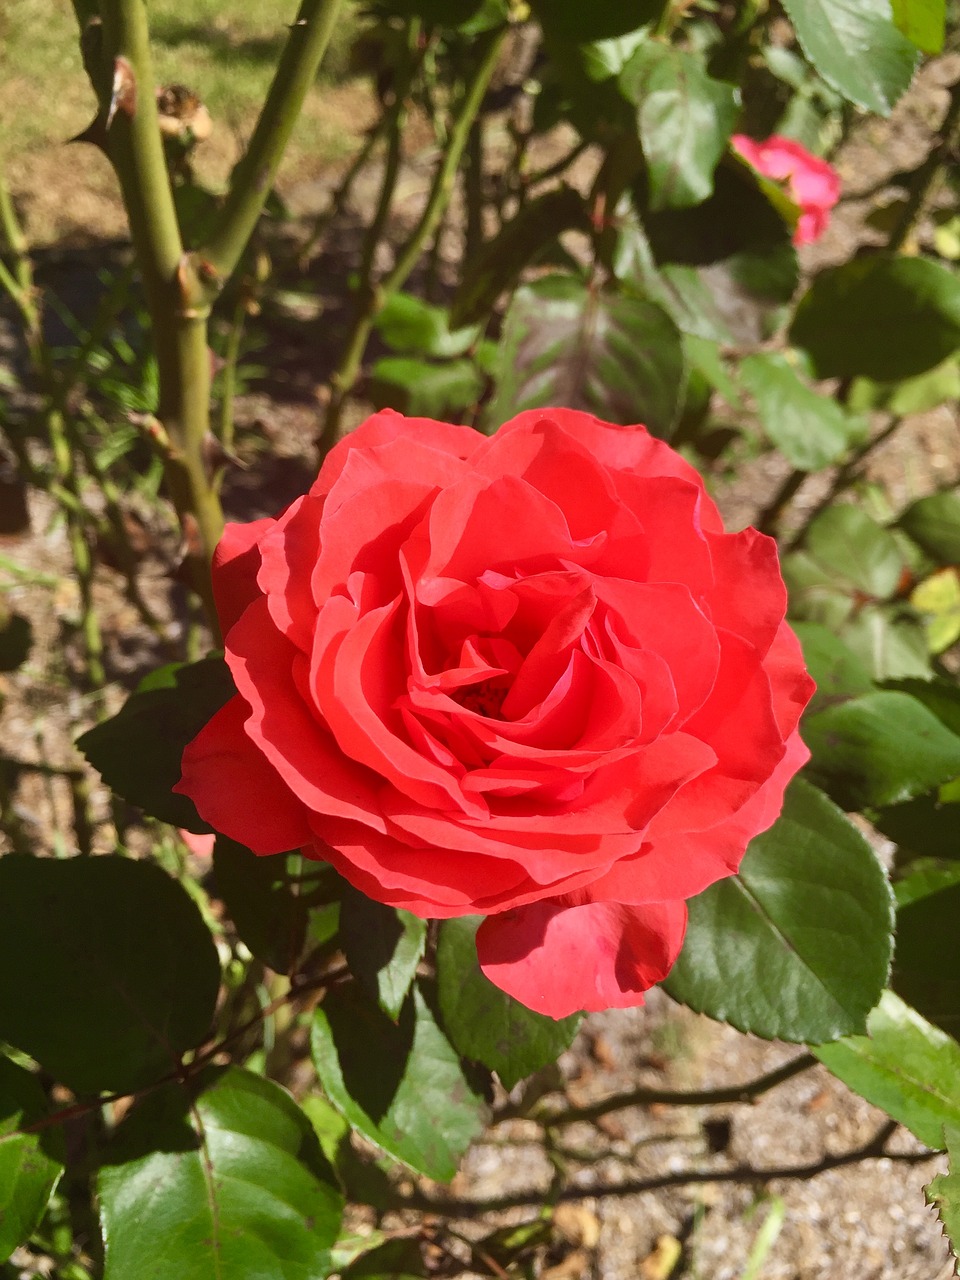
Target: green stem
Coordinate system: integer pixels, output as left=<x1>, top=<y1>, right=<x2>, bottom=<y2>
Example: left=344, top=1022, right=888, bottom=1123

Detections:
left=200, top=0, right=346, bottom=284
left=218, top=295, right=248, bottom=457
left=96, top=0, right=222, bottom=633
left=464, top=118, right=485, bottom=262
left=318, top=24, right=508, bottom=455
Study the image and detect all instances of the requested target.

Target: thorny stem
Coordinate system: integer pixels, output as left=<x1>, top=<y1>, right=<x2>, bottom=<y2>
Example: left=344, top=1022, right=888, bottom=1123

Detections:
left=318, top=24, right=509, bottom=456
left=91, top=0, right=343, bottom=630
left=217, top=294, right=248, bottom=458
left=96, top=0, right=222, bottom=631
left=199, top=0, right=346, bottom=284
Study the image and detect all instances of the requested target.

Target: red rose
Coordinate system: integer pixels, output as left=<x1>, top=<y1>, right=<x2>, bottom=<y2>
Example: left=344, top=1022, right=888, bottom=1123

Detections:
left=731, top=134, right=840, bottom=245
left=177, top=409, right=813, bottom=1018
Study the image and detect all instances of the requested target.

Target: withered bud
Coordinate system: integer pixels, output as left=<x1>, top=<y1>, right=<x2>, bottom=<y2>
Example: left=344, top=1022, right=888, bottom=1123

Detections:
left=157, top=84, right=212, bottom=145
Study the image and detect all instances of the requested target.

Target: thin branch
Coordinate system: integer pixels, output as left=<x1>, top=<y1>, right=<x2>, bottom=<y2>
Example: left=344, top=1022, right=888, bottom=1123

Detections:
left=200, top=0, right=346, bottom=284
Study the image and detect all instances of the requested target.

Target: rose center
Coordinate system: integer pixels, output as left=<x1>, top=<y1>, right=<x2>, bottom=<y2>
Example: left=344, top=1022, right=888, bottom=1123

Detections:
left=456, top=676, right=511, bottom=719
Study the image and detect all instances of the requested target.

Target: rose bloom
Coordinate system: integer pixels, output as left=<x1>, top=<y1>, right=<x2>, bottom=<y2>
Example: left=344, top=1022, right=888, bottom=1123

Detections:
left=177, top=409, right=813, bottom=1019
left=731, top=133, right=840, bottom=245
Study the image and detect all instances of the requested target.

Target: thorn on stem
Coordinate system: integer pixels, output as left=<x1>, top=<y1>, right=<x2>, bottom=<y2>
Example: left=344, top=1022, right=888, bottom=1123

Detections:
left=106, top=56, right=137, bottom=129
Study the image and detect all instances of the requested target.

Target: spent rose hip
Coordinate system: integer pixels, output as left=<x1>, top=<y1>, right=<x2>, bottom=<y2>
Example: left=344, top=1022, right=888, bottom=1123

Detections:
left=178, top=409, right=814, bottom=1018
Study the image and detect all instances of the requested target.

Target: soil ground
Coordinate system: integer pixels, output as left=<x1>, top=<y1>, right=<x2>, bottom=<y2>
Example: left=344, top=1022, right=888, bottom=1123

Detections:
left=1, top=25, right=959, bottom=1280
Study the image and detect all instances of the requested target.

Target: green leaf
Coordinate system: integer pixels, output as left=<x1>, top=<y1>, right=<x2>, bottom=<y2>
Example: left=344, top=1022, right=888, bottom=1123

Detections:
left=883, top=676, right=960, bottom=737
left=212, top=839, right=309, bottom=975
left=0, top=1057, right=65, bottom=1263
left=911, top=569, right=960, bottom=654
left=900, top=491, right=960, bottom=565
left=814, top=990, right=960, bottom=1148
left=367, top=357, right=484, bottom=420
left=608, top=206, right=739, bottom=345
left=580, top=32, right=650, bottom=82
left=340, top=1239, right=428, bottom=1279
left=619, top=40, right=739, bottom=210
left=805, top=504, right=905, bottom=597
left=450, top=187, right=589, bottom=329
left=849, top=358, right=960, bottom=416
left=790, top=255, right=960, bottom=381
left=890, top=0, right=945, bottom=51
left=873, top=794, right=960, bottom=861
left=683, top=335, right=742, bottom=407
left=804, top=691, right=960, bottom=809
left=663, top=779, right=893, bottom=1042
left=436, top=917, right=581, bottom=1089
left=841, top=605, right=932, bottom=681
left=339, top=888, right=427, bottom=1022
left=634, top=164, right=799, bottom=345
left=0, top=855, right=220, bottom=1095
left=892, top=878, right=960, bottom=1040
left=372, top=293, right=481, bottom=358
left=793, top=622, right=875, bottom=714
left=739, top=353, right=859, bottom=470
left=487, top=275, right=685, bottom=437
left=927, top=1125, right=960, bottom=1271
left=77, top=656, right=236, bottom=832
left=780, top=0, right=917, bottom=113
left=99, top=1067, right=342, bottom=1280
left=894, top=859, right=960, bottom=908
left=311, top=984, right=487, bottom=1181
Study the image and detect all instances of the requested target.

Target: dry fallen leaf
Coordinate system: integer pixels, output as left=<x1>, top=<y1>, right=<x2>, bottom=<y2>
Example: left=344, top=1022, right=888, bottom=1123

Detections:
left=640, top=1233, right=682, bottom=1280
left=554, top=1203, right=601, bottom=1249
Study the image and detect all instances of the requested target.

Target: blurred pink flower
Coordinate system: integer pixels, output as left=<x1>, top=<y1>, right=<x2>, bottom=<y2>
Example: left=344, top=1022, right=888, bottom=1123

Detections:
left=731, top=134, right=840, bottom=245
left=178, top=829, right=215, bottom=857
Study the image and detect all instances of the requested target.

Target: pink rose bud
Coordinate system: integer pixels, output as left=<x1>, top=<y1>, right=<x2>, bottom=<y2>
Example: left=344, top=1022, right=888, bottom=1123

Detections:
left=731, top=133, right=841, bottom=245
left=177, top=410, right=814, bottom=1019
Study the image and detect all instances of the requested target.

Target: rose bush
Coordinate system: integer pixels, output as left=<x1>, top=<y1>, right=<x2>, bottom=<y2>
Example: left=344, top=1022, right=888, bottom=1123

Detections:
left=177, top=409, right=813, bottom=1018
left=731, top=134, right=841, bottom=245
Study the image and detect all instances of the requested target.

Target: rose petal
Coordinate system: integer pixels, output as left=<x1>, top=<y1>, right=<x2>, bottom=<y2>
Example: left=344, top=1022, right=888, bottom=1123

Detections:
left=176, top=696, right=312, bottom=853
left=476, top=898, right=688, bottom=1018
left=212, top=517, right=273, bottom=635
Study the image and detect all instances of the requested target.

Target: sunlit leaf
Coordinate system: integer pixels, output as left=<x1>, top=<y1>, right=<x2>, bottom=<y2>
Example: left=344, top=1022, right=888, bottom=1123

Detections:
left=664, top=780, right=893, bottom=1042
left=99, top=1067, right=342, bottom=1280
left=780, top=0, right=917, bottom=113
left=436, top=917, right=581, bottom=1088
left=0, top=1057, right=65, bottom=1263
left=311, top=984, right=487, bottom=1181
left=814, top=991, right=960, bottom=1148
